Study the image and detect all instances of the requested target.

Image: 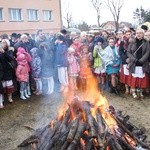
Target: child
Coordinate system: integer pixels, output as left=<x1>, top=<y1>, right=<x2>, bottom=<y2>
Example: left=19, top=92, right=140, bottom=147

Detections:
left=67, top=47, right=80, bottom=90
left=16, top=48, right=31, bottom=100
left=79, top=45, right=92, bottom=91
left=93, top=37, right=105, bottom=91
left=39, top=43, right=54, bottom=95
left=55, top=35, right=68, bottom=92
left=30, top=48, right=42, bottom=95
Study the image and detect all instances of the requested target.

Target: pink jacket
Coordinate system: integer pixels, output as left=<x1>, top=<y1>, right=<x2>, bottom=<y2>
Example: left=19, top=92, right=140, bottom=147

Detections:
left=17, top=47, right=32, bottom=72
left=16, top=53, right=29, bottom=82
left=16, top=63, right=29, bottom=82
left=71, top=43, right=82, bottom=57
left=67, top=55, right=80, bottom=75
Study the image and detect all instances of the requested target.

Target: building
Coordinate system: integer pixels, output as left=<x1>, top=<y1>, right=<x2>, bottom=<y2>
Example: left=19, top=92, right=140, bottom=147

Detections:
left=101, top=21, right=133, bottom=32
left=101, top=21, right=116, bottom=31
left=119, top=22, right=132, bottom=29
left=0, top=0, right=62, bottom=35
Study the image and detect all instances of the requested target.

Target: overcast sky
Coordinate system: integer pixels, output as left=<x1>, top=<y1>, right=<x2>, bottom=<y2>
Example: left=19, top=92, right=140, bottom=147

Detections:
left=61, top=0, right=149, bottom=26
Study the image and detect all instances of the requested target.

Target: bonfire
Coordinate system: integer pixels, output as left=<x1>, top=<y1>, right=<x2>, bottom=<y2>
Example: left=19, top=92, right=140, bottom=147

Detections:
left=18, top=76, right=150, bottom=150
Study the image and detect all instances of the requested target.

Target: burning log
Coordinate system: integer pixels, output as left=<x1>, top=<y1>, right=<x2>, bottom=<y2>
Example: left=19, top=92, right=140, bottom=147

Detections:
left=110, top=108, right=150, bottom=149
left=67, top=121, right=86, bottom=150
left=18, top=97, right=150, bottom=150
left=67, top=116, right=80, bottom=142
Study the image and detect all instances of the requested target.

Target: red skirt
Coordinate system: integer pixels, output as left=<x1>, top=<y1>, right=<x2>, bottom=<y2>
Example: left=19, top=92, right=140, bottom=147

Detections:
left=120, top=65, right=130, bottom=85
left=128, top=73, right=149, bottom=88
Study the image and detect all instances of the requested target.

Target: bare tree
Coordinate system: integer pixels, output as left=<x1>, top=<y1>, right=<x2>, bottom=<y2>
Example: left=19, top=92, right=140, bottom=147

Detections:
left=64, top=11, right=72, bottom=28
left=105, top=0, right=124, bottom=31
left=90, top=0, right=102, bottom=27
left=62, top=1, right=73, bottom=28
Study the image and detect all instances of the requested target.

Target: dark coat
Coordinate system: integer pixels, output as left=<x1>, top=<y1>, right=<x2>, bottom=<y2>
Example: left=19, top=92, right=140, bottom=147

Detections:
left=127, top=38, right=150, bottom=73
left=0, top=49, right=15, bottom=81
left=55, top=43, right=68, bottom=67
left=119, top=39, right=129, bottom=64
left=0, top=61, right=4, bottom=94
left=39, top=45, right=54, bottom=78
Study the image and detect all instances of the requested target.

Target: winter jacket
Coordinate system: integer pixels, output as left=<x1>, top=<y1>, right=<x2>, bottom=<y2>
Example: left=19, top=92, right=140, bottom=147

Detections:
left=16, top=64, right=29, bottom=82
left=68, top=55, right=80, bottom=75
left=55, top=43, right=68, bottom=67
left=30, top=48, right=42, bottom=78
left=127, top=38, right=150, bottom=73
left=0, top=49, right=15, bottom=81
left=0, top=61, right=4, bottom=94
left=16, top=53, right=29, bottom=82
left=101, top=46, right=120, bottom=67
left=71, top=42, right=82, bottom=57
left=39, top=44, right=54, bottom=78
left=16, top=47, right=32, bottom=72
left=93, top=45, right=104, bottom=68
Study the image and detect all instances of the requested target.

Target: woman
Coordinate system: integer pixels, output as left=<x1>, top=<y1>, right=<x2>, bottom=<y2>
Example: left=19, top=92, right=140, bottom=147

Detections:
left=127, top=29, right=150, bottom=99
left=93, top=37, right=105, bottom=91
left=102, top=38, right=120, bottom=94
left=0, top=48, right=4, bottom=108
left=119, top=30, right=133, bottom=94
left=0, top=39, right=15, bottom=103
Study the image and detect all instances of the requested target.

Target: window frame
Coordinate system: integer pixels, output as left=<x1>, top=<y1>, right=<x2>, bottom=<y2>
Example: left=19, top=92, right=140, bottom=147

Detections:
left=43, top=10, right=53, bottom=21
left=27, top=9, right=39, bottom=22
left=0, top=8, right=4, bottom=21
left=9, top=8, right=23, bottom=22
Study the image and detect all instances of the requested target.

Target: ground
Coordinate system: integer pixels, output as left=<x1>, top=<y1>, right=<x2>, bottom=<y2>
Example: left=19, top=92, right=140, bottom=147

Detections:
left=0, top=91, right=150, bottom=150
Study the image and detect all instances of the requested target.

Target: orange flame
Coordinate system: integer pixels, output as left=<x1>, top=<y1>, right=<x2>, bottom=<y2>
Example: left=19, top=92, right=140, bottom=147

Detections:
left=84, top=130, right=89, bottom=136
left=124, top=133, right=136, bottom=147
left=50, top=120, right=55, bottom=128
left=80, top=138, right=85, bottom=146
left=93, top=138, right=99, bottom=147
left=106, top=146, right=110, bottom=150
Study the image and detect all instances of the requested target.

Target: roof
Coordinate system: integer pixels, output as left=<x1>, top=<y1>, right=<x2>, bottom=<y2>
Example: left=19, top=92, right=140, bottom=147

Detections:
left=101, top=21, right=116, bottom=27
left=120, top=22, right=132, bottom=27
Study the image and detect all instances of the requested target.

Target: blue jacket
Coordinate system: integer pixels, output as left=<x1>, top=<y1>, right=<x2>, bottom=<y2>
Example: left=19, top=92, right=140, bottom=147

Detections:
left=55, top=43, right=68, bottom=67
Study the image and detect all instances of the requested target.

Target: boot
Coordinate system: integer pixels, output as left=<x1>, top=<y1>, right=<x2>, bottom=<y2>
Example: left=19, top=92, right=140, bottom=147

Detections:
left=113, top=87, right=120, bottom=95
left=46, top=78, right=51, bottom=95
left=139, top=89, right=144, bottom=99
left=20, top=91, right=26, bottom=100
left=27, top=85, right=31, bottom=96
left=24, top=89, right=30, bottom=98
left=8, top=94, right=13, bottom=103
left=0, top=94, right=4, bottom=108
left=35, top=79, right=42, bottom=95
left=49, top=77, right=54, bottom=94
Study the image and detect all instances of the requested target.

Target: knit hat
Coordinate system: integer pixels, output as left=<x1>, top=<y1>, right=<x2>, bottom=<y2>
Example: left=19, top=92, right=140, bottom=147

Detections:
left=30, top=48, right=38, bottom=56
left=141, top=25, right=148, bottom=31
left=95, top=37, right=104, bottom=43
left=2, top=39, right=10, bottom=47
left=17, top=47, right=26, bottom=54
left=68, top=47, right=75, bottom=53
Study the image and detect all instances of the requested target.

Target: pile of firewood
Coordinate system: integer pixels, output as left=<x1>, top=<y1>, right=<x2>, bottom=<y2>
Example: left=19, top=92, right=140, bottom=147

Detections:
left=18, top=97, right=150, bottom=150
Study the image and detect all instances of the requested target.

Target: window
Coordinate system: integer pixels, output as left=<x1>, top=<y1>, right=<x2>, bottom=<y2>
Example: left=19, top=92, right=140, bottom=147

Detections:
left=9, top=8, right=22, bottom=21
left=0, top=8, right=3, bottom=21
left=27, top=9, right=38, bottom=21
left=43, top=10, right=52, bottom=21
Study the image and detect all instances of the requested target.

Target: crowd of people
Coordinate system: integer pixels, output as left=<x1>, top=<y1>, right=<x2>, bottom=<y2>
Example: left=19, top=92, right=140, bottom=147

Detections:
left=0, top=25, right=150, bottom=108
